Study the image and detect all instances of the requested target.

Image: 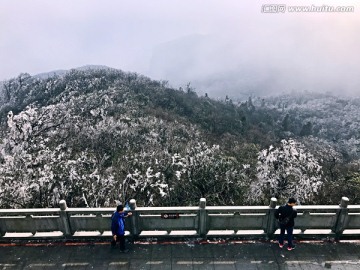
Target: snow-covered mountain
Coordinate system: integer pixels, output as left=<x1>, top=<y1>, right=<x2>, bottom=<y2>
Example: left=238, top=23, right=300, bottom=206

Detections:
left=0, top=67, right=359, bottom=209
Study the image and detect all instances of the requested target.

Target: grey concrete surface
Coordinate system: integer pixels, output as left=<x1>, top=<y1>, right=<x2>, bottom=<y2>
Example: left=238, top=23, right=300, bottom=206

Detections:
left=1, top=240, right=360, bottom=269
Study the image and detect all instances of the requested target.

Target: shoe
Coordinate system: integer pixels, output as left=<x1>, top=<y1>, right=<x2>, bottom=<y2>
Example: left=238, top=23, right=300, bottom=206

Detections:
left=287, top=246, right=295, bottom=251
left=278, top=243, right=284, bottom=248
left=120, top=249, right=129, bottom=253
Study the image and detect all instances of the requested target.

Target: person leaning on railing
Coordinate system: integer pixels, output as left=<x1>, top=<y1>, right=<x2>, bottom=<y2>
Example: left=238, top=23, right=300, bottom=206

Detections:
left=111, top=204, right=132, bottom=253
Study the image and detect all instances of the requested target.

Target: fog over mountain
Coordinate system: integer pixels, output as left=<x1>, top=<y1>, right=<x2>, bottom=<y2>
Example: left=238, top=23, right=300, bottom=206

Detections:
left=148, top=27, right=360, bottom=99
left=1, top=0, right=360, bottom=98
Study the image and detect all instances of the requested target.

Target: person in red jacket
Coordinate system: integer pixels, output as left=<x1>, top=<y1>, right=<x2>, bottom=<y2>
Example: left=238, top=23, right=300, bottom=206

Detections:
left=275, top=198, right=297, bottom=251
left=111, top=204, right=132, bottom=252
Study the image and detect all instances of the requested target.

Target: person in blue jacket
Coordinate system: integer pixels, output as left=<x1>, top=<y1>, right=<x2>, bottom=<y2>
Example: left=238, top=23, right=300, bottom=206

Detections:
left=111, top=204, right=132, bottom=252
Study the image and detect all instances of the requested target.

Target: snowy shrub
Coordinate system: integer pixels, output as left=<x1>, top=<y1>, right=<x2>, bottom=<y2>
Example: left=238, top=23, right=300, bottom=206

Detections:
left=249, top=139, right=323, bottom=203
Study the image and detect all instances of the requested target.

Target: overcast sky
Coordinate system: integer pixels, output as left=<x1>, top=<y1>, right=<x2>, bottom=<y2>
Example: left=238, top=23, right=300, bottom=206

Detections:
left=1, top=0, right=360, bottom=97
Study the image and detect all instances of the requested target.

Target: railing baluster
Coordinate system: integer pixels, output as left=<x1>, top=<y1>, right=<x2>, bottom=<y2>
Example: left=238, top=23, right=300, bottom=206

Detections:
left=59, top=200, right=72, bottom=238
left=129, top=199, right=139, bottom=238
left=335, top=197, right=349, bottom=240
left=266, top=197, right=277, bottom=238
left=199, top=198, right=207, bottom=238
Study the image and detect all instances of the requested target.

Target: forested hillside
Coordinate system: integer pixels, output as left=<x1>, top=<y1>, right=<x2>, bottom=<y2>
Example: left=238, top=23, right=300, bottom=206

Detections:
left=0, top=68, right=359, bottom=208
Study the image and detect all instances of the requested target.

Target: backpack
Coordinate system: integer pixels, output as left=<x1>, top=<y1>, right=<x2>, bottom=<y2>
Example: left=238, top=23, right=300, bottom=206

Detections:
left=277, top=206, right=293, bottom=226
left=278, top=216, right=291, bottom=226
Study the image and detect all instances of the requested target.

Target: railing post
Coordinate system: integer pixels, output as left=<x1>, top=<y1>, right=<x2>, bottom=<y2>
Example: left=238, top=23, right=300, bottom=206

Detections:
left=26, top=214, right=36, bottom=235
left=266, top=197, right=278, bottom=239
left=335, top=197, right=349, bottom=240
left=129, top=199, right=139, bottom=238
left=199, top=198, right=207, bottom=238
left=0, top=214, right=5, bottom=237
left=59, top=200, right=72, bottom=238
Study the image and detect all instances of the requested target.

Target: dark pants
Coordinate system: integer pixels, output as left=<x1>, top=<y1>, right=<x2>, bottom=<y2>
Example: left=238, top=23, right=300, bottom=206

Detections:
left=111, top=234, right=126, bottom=251
left=279, top=225, right=294, bottom=248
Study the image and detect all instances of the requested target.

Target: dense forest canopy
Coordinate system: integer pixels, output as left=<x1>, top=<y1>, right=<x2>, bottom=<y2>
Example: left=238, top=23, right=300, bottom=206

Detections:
left=0, top=68, right=359, bottom=208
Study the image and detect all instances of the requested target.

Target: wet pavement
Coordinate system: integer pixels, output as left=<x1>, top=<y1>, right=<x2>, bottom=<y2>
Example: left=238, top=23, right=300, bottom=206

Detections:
left=1, top=240, right=360, bottom=269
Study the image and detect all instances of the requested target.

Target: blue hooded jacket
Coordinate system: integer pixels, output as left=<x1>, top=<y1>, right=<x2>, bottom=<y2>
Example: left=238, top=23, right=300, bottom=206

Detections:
left=111, top=211, right=127, bottom=235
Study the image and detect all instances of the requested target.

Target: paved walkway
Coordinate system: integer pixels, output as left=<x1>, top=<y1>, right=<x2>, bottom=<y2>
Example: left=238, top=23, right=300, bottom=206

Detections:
left=1, top=240, right=360, bottom=269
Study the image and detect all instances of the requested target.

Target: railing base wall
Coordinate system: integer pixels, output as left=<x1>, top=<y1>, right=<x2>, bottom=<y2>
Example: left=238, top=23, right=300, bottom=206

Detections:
left=1, top=197, right=360, bottom=242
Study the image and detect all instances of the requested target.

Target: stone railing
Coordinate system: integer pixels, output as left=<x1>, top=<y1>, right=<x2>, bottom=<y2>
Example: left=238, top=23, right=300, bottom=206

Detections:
left=1, top=197, right=359, bottom=241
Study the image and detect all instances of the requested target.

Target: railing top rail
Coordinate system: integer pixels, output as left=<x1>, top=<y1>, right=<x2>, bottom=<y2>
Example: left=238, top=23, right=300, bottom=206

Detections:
left=206, top=206, right=269, bottom=211
left=65, top=208, right=114, bottom=213
left=133, top=206, right=199, bottom=212
left=1, top=204, right=360, bottom=215
left=0, top=208, right=61, bottom=214
left=292, top=206, right=341, bottom=210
